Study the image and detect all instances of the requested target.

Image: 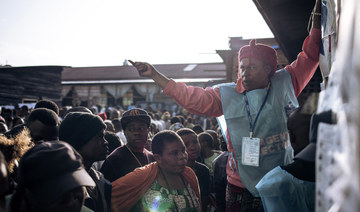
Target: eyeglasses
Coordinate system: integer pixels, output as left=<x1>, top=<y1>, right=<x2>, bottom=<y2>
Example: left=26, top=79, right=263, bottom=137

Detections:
left=126, top=127, right=148, bottom=132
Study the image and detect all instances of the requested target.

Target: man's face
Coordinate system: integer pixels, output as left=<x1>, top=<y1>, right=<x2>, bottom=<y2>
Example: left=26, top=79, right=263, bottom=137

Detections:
left=180, top=133, right=200, bottom=161
left=198, top=138, right=208, bottom=156
left=164, top=114, right=170, bottom=121
left=239, top=58, right=271, bottom=91
left=111, top=110, right=120, bottom=119
left=124, top=120, right=149, bottom=152
left=79, top=129, right=109, bottom=162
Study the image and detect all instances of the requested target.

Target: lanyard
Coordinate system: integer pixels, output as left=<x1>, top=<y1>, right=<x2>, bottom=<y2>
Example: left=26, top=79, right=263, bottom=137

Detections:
left=125, top=145, right=149, bottom=167
left=244, top=84, right=271, bottom=138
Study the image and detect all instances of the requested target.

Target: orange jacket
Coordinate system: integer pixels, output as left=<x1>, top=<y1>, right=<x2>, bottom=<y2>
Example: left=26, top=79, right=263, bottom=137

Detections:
left=111, top=162, right=201, bottom=212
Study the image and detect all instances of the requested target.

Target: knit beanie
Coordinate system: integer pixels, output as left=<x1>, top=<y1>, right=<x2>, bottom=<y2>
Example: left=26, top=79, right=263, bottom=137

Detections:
left=59, top=112, right=106, bottom=150
left=238, top=39, right=278, bottom=73
left=235, top=39, right=278, bottom=93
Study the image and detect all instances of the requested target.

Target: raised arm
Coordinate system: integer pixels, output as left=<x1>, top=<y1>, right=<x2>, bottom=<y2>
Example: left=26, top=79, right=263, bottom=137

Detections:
left=312, top=0, right=321, bottom=29
left=129, top=60, right=223, bottom=117
left=286, top=0, right=322, bottom=96
left=129, top=60, right=170, bottom=89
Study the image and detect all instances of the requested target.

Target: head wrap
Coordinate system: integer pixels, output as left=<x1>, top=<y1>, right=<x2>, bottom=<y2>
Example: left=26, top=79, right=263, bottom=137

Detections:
left=235, top=39, right=278, bottom=93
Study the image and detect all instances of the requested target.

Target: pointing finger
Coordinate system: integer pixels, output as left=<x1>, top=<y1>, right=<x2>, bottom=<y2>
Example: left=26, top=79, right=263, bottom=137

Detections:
left=128, top=60, right=135, bottom=65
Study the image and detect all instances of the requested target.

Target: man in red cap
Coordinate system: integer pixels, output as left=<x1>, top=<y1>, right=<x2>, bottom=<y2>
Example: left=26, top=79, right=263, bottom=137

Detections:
left=130, top=1, right=321, bottom=211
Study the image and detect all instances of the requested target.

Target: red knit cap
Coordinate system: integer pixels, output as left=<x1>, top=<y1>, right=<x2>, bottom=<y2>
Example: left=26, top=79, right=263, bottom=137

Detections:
left=238, top=39, right=278, bottom=72
left=235, top=39, right=278, bottom=93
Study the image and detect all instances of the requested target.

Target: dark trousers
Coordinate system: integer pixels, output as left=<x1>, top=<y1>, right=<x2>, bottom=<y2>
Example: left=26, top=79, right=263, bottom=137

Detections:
left=225, top=182, right=264, bottom=212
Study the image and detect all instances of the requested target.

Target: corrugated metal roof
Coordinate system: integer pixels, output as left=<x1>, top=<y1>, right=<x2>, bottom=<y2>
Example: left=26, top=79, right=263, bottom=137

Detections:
left=61, top=78, right=226, bottom=85
left=62, top=63, right=226, bottom=82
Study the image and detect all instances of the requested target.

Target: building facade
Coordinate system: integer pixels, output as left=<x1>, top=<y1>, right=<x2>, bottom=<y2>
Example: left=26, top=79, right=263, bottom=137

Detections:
left=61, top=63, right=227, bottom=111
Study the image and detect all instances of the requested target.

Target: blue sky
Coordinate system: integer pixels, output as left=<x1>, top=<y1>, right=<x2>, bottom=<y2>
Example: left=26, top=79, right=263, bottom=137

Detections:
left=0, top=0, right=273, bottom=67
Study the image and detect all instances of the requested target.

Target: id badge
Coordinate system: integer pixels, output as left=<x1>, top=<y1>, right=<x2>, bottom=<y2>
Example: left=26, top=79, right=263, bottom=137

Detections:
left=242, top=137, right=260, bottom=167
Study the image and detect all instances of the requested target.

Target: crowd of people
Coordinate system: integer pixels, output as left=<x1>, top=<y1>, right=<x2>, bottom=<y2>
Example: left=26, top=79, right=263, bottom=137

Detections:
left=0, top=100, right=228, bottom=212
left=0, top=1, right=326, bottom=211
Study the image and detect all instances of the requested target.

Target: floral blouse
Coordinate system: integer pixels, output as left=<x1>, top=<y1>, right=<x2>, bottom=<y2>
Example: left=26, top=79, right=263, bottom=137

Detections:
left=130, top=179, right=201, bottom=212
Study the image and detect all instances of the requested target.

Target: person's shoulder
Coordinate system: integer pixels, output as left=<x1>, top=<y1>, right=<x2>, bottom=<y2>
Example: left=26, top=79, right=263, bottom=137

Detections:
left=105, top=146, right=128, bottom=160
left=213, top=82, right=236, bottom=89
left=208, top=151, right=221, bottom=161
left=194, top=161, right=210, bottom=173
left=214, top=150, right=222, bottom=157
left=272, top=68, right=291, bottom=80
left=218, top=151, right=229, bottom=158
left=213, top=151, right=228, bottom=165
left=263, top=166, right=286, bottom=178
left=144, top=148, right=153, bottom=155
left=113, top=145, right=127, bottom=153
left=256, top=166, right=291, bottom=191
left=183, top=166, right=199, bottom=181
left=89, top=167, right=107, bottom=182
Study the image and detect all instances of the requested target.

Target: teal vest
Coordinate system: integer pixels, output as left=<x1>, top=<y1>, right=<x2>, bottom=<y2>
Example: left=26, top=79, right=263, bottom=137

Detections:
left=217, top=69, right=298, bottom=196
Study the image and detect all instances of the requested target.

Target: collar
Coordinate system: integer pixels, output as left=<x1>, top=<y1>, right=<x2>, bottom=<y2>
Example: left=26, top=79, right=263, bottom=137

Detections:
left=235, top=79, right=271, bottom=93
